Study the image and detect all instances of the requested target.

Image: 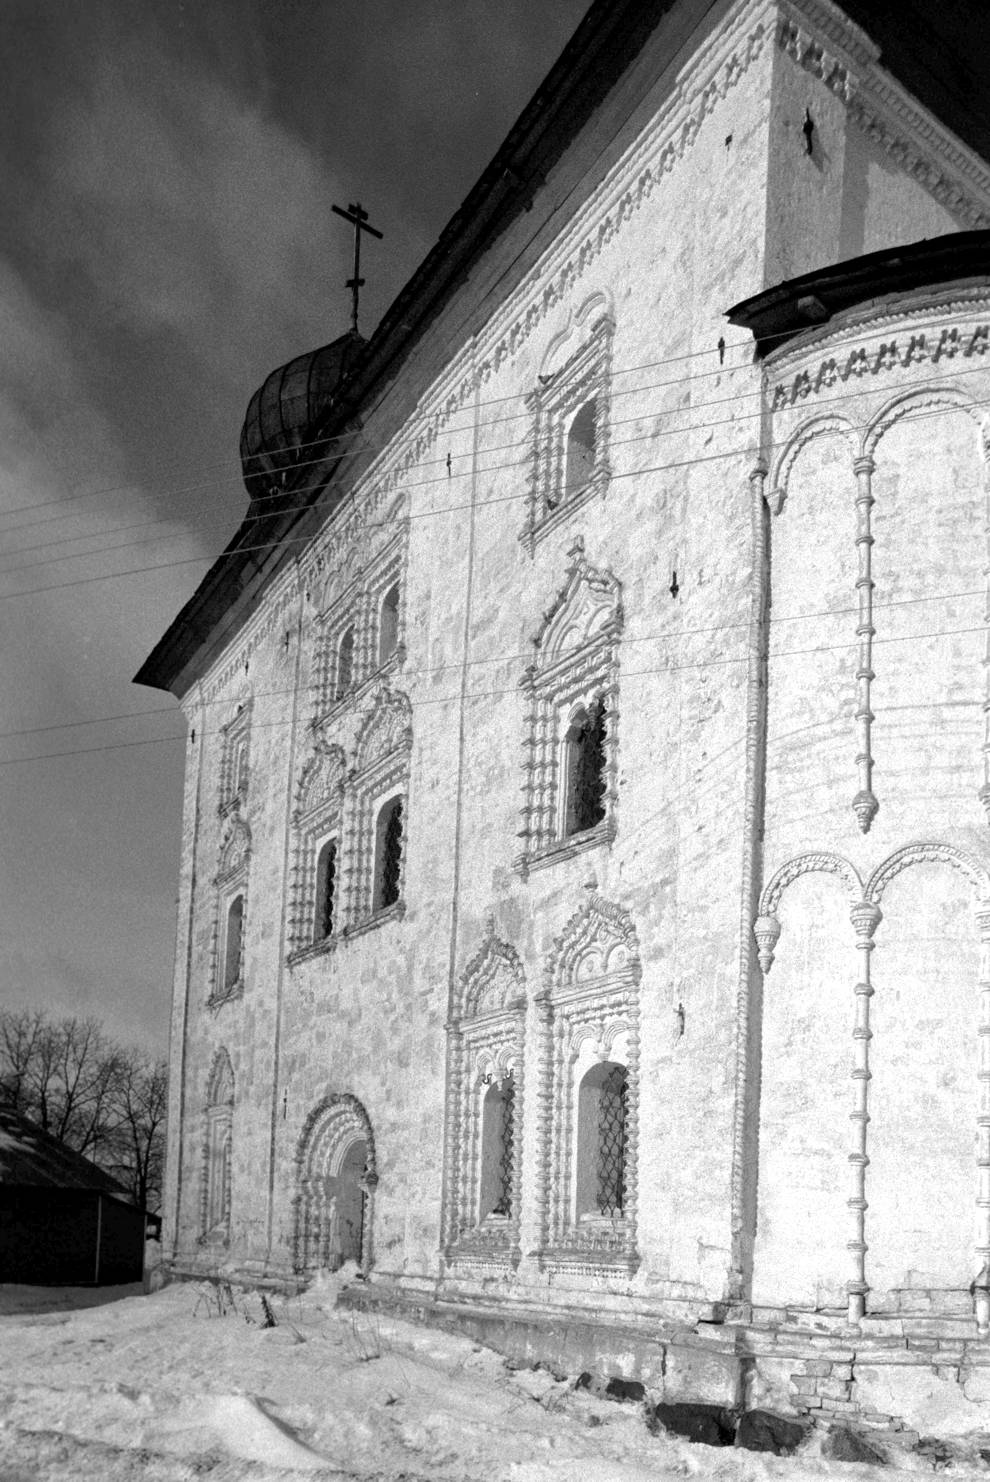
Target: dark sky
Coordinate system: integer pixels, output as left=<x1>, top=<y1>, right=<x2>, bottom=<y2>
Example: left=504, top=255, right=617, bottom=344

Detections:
left=0, top=0, right=588, bottom=1048
left=0, top=0, right=985, bottom=1051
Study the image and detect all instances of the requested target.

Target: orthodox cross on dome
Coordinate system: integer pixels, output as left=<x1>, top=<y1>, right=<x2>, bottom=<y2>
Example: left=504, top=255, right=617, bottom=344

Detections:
left=331, top=200, right=383, bottom=335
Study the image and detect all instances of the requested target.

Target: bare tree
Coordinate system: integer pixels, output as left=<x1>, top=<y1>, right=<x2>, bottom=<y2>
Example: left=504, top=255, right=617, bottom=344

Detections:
left=106, top=1054, right=168, bottom=1211
left=0, top=1009, right=167, bottom=1211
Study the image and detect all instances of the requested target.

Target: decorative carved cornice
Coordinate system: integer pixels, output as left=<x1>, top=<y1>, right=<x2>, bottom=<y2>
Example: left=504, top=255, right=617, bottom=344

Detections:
left=770, top=321, right=990, bottom=412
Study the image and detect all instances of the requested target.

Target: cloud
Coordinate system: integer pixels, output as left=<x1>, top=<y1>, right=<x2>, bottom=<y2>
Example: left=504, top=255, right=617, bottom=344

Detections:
left=34, top=28, right=347, bottom=387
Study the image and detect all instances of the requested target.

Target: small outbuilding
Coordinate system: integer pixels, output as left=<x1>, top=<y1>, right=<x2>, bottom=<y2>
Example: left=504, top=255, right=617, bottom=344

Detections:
left=0, top=1105, right=146, bottom=1285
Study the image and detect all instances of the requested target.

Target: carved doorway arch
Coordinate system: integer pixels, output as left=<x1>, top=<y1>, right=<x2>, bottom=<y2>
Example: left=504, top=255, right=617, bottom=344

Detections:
left=294, top=1094, right=378, bottom=1276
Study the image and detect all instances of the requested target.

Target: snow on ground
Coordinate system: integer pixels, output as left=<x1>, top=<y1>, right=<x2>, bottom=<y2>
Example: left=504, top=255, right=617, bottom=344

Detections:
left=0, top=1274, right=983, bottom=1481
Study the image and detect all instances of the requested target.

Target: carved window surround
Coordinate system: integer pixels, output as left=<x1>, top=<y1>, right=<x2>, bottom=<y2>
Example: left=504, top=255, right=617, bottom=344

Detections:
left=340, top=686, right=413, bottom=928
left=287, top=743, right=346, bottom=963
left=521, top=316, right=613, bottom=554
left=199, top=1048, right=234, bottom=1245
left=444, top=921, right=527, bottom=1272
left=208, top=817, right=251, bottom=1009
left=533, top=892, right=642, bottom=1277
left=217, top=699, right=251, bottom=818
left=517, top=539, right=622, bottom=878
left=311, top=526, right=408, bottom=724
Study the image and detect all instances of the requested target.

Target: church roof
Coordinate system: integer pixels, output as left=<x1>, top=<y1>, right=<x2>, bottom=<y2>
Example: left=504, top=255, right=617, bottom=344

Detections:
left=0, top=1103, right=134, bottom=1201
left=239, top=331, right=365, bottom=502
left=726, top=228, right=990, bottom=355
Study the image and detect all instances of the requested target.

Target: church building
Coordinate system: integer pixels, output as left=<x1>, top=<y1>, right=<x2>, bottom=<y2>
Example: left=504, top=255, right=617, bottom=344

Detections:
left=138, top=0, right=990, bottom=1435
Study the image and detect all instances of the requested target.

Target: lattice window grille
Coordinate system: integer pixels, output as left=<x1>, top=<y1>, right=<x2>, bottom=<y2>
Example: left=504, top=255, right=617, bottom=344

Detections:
left=596, top=1065, right=627, bottom=1217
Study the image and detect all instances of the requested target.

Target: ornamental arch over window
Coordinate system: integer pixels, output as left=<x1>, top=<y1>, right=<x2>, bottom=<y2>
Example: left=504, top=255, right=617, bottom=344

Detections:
left=288, top=744, right=345, bottom=961
left=517, top=538, right=621, bottom=875
left=534, top=892, right=641, bottom=1274
left=522, top=309, right=612, bottom=551
left=210, top=817, right=251, bottom=1006
left=218, top=697, right=251, bottom=815
left=200, top=1048, right=234, bottom=1243
left=444, top=919, right=527, bottom=1269
left=343, top=686, right=412, bottom=929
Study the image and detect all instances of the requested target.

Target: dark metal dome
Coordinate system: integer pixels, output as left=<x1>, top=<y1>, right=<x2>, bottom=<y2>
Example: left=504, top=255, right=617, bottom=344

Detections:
left=239, top=330, right=364, bottom=499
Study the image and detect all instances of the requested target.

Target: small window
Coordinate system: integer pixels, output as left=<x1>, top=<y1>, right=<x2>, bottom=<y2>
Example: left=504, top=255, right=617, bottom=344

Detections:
left=223, top=894, right=244, bottom=991
left=564, top=399, right=597, bottom=499
left=373, top=797, right=403, bottom=912
left=378, top=583, right=400, bottom=667
left=478, top=1071, right=515, bottom=1220
left=314, top=838, right=338, bottom=940
left=564, top=700, right=607, bottom=837
left=575, top=1060, right=627, bottom=1219
left=336, top=626, right=355, bottom=701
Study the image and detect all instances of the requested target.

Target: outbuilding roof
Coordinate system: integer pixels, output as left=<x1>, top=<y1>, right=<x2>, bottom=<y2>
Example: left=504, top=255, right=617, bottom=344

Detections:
left=0, top=1104, right=134, bottom=1201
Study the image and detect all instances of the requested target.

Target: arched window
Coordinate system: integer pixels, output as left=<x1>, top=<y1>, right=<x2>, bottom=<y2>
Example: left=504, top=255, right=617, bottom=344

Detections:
left=565, top=399, right=597, bottom=497
left=336, top=625, right=355, bottom=701
left=374, top=797, right=403, bottom=912
left=575, top=1060, right=628, bottom=1219
left=314, top=838, right=338, bottom=940
left=478, top=1071, right=515, bottom=1221
left=203, top=1050, right=234, bottom=1242
left=378, top=583, right=400, bottom=667
left=564, top=700, right=607, bottom=836
left=223, top=894, right=244, bottom=991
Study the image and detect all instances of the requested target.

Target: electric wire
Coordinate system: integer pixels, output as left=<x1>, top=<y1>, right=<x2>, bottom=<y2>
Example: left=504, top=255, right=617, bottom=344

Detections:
left=2, top=385, right=989, bottom=598
left=0, top=580, right=982, bottom=746
left=1, top=300, right=985, bottom=536
left=1, top=615, right=985, bottom=768
left=4, top=344, right=989, bottom=568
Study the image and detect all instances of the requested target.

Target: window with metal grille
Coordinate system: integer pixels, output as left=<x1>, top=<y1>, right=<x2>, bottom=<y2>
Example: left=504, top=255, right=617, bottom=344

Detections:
left=564, top=398, right=597, bottom=499
left=565, top=700, right=607, bottom=836
left=374, top=797, right=402, bottom=911
left=223, top=894, right=244, bottom=991
left=575, top=1059, right=628, bottom=1218
left=479, top=1072, right=515, bottom=1219
left=336, top=626, right=355, bottom=700
left=314, top=838, right=337, bottom=940
left=596, top=1064, right=627, bottom=1216
left=378, top=582, right=400, bottom=667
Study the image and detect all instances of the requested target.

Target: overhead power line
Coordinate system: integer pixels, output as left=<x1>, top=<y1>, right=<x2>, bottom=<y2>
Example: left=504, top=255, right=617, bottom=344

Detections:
left=1, top=388, right=988, bottom=599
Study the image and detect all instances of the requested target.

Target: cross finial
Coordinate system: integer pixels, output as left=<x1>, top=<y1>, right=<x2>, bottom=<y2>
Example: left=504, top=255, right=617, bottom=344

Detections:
left=331, top=200, right=383, bottom=335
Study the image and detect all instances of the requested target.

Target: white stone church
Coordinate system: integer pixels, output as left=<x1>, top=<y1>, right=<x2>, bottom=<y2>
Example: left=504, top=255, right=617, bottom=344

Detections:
left=138, top=0, right=990, bottom=1435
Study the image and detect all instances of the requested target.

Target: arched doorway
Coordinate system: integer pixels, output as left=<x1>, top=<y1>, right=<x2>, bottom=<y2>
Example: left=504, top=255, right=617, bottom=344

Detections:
left=294, top=1094, right=377, bottom=1276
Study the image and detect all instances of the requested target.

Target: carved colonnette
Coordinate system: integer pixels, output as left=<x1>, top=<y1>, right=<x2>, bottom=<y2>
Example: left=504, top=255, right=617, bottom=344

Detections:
left=533, top=893, right=642, bottom=1277
left=768, top=313, right=990, bottom=831
left=516, top=540, right=622, bottom=877
left=444, top=921, right=527, bottom=1272
left=755, top=843, right=990, bottom=1326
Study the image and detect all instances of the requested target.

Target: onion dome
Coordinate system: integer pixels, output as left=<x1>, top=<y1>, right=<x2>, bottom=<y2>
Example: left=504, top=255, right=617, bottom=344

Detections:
left=239, top=329, right=364, bottom=500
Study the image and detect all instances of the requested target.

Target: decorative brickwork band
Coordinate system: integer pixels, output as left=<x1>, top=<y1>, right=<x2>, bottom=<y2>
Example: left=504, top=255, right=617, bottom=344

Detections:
left=852, top=456, right=879, bottom=833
